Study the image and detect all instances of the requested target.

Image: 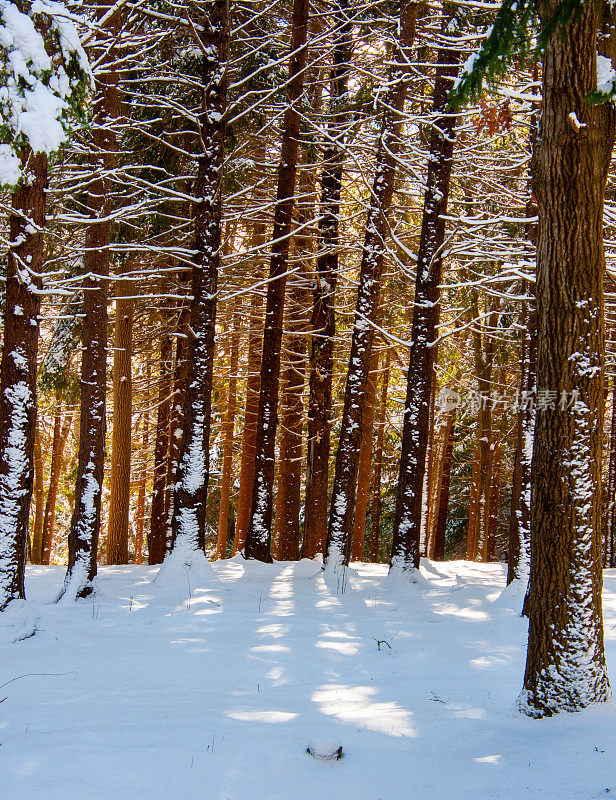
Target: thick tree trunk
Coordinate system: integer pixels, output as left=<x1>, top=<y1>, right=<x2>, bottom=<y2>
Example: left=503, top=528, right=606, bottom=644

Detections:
left=244, top=0, right=310, bottom=561
left=606, top=383, right=616, bottom=567
left=106, top=278, right=134, bottom=564
left=61, top=0, right=120, bottom=600
left=389, top=9, right=458, bottom=573
left=149, top=332, right=173, bottom=563
left=520, top=4, right=616, bottom=716
left=0, top=151, right=47, bottom=609
left=325, top=0, right=419, bottom=571
left=370, top=347, right=390, bottom=562
left=303, top=0, right=353, bottom=559
left=216, top=305, right=240, bottom=559
left=169, top=0, right=229, bottom=559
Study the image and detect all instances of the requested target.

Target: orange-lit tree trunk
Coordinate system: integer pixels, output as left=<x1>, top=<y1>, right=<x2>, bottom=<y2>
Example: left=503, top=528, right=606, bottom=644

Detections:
left=42, top=407, right=72, bottom=565
left=370, top=347, right=390, bottom=562
left=31, top=422, right=45, bottom=564
left=216, top=305, right=241, bottom=559
left=134, top=397, right=150, bottom=565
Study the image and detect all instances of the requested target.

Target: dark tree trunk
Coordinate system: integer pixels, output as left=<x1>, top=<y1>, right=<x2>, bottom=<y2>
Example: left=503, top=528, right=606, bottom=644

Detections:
left=303, top=0, right=353, bottom=559
left=164, top=309, right=189, bottom=549
left=170, top=0, right=229, bottom=557
left=324, top=0, right=419, bottom=571
left=106, top=277, right=134, bottom=564
left=149, top=332, right=173, bottom=564
left=0, top=151, right=47, bottom=610
left=388, top=7, right=459, bottom=573
left=243, top=0, right=310, bottom=561
left=433, top=406, right=456, bottom=561
left=520, top=4, right=616, bottom=716
left=61, top=0, right=120, bottom=600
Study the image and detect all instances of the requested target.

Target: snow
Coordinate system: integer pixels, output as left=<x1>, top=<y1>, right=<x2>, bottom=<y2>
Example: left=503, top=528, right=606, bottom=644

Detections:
left=0, top=0, right=91, bottom=185
left=2, top=560, right=616, bottom=798
left=597, top=54, right=616, bottom=95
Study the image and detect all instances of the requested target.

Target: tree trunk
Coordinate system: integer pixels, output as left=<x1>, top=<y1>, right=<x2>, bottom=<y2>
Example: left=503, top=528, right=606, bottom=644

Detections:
left=61, top=0, right=120, bottom=600
left=0, top=151, right=47, bottom=609
left=433, top=404, right=456, bottom=561
left=170, top=0, right=230, bottom=558
left=351, top=350, right=378, bottom=562
left=149, top=332, right=173, bottom=564
left=216, top=304, right=240, bottom=559
left=107, top=277, right=134, bottom=564
left=370, top=347, right=390, bottom=562
left=244, top=0, right=310, bottom=561
left=31, top=421, right=45, bottom=565
left=520, top=4, right=616, bottom=716
left=508, top=302, right=537, bottom=583
left=607, top=383, right=616, bottom=567
left=165, top=310, right=189, bottom=549
left=303, top=0, right=353, bottom=559
left=233, top=257, right=265, bottom=554
left=389, top=8, right=459, bottom=573
left=134, top=395, right=150, bottom=566
left=325, top=0, right=419, bottom=571
left=42, top=407, right=72, bottom=565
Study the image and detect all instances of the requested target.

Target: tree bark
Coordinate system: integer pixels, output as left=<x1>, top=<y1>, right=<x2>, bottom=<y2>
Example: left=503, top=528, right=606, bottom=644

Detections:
left=106, top=276, right=134, bottom=564
left=244, top=0, right=310, bottom=561
left=134, top=396, right=150, bottom=566
left=303, top=0, right=353, bottom=559
left=216, top=304, right=240, bottom=559
left=325, top=0, right=419, bottom=571
left=433, top=404, right=456, bottom=561
left=370, top=347, right=390, bottom=562
left=351, top=350, right=378, bottom=561
left=0, top=151, right=47, bottom=609
left=31, top=421, right=45, bottom=564
left=42, top=407, right=72, bottom=565
left=170, top=0, right=230, bottom=557
left=389, top=8, right=459, bottom=573
left=149, top=332, right=173, bottom=563
left=61, top=0, right=120, bottom=600
left=165, top=309, right=189, bottom=549
left=520, top=3, right=616, bottom=716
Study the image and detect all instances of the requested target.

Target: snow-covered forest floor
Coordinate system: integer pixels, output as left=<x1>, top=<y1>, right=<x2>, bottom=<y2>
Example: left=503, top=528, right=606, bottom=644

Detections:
left=2, top=559, right=616, bottom=799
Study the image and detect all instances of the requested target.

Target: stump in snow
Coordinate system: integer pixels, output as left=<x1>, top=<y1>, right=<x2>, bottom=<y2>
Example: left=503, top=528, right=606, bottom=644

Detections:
left=306, top=739, right=343, bottom=760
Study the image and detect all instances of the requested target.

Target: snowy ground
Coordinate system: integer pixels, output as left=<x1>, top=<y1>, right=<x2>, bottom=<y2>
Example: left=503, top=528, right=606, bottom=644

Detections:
left=2, top=558, right=616, bottom=799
